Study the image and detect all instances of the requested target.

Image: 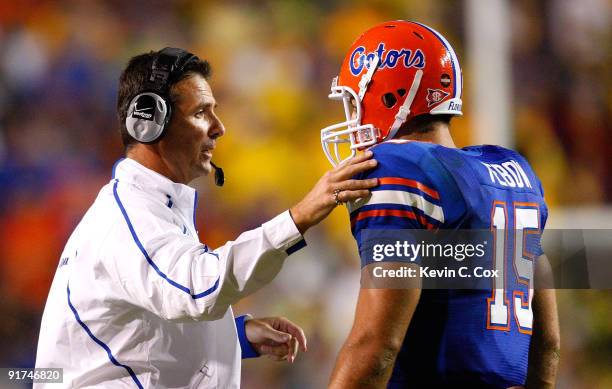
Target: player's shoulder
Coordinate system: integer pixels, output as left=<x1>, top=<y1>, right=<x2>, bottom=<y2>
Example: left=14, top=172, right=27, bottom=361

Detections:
left=463, top=144, right=544, bottom=196
left=370, top=139, right=439, bottom=161
left=464, top=144, right=527, bottom=161
left=364, top=140, right=447, bottom=178
left=361, top=140, right=464, bottom=197
left=476, top=144, right=538, bottom=175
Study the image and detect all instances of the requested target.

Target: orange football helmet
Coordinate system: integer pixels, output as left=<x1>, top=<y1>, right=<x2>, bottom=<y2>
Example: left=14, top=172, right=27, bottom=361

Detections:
left=321, top=20, right=463, bottom=166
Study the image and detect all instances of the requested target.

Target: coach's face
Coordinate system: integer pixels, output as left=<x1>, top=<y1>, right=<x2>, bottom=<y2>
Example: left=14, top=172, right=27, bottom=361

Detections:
left=161, top=74, right=225, bottom=183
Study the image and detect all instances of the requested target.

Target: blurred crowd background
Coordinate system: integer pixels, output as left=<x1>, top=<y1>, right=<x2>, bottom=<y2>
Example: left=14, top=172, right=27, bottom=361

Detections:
left=0, top=0, right=610, bottom=388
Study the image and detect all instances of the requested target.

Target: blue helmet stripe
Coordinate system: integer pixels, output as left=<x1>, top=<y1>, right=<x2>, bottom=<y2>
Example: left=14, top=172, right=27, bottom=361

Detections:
left=412, top=22, right=462, bottom=99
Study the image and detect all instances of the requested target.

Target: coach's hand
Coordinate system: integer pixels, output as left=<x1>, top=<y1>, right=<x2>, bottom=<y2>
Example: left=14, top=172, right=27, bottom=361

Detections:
left=290, top=151, right=378, bottom=234
left=245, top=316, right=307, bottom=363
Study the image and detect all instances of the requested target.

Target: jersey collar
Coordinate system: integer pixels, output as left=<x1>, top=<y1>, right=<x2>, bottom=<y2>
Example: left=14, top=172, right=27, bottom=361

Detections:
left=112, top=157, right=197, bottom=209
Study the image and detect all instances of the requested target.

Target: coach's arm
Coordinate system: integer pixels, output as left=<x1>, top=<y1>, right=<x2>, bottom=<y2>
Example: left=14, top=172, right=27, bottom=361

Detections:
left=110, top=153, right=378, bottom=321
left=526, top=254, right=560, bottom=388
left=329, top=267, right=421, bottom=389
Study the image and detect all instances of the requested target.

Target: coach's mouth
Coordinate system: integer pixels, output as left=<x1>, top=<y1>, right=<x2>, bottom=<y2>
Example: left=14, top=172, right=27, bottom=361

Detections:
left=200, top=143, right=216, bottom=160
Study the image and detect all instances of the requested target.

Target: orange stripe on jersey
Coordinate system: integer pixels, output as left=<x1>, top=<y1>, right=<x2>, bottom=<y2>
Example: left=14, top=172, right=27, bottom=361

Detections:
left=351, top=209, right=436, bottom=230
left=378, top=177, right=440, bottom=200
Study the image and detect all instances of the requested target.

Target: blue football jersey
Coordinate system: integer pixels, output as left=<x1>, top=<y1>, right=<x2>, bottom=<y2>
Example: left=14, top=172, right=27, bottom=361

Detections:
left=350, top=140, right=548, bottom=388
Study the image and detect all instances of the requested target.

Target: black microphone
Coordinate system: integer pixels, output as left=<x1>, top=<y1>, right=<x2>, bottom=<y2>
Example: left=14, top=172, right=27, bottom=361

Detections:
left=210, top=162, right=225, bottom=187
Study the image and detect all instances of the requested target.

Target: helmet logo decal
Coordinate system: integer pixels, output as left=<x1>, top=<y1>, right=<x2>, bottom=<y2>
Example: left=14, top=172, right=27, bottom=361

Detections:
left=349, top=43, right=425, bottom=76
left=426, top=88, right=449, bottom=107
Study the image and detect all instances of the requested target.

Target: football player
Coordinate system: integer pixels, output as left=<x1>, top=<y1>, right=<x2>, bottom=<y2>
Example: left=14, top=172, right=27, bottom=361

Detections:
left=321, top=21, right=560, bottom=388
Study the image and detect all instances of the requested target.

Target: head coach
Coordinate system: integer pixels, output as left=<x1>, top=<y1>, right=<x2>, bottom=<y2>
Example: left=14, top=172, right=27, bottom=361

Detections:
left=33, top=47, right=378, bottom=388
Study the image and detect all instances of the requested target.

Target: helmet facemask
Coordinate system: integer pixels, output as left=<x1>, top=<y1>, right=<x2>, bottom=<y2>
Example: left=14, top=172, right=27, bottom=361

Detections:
left=320, top=79, right=379, bottom=166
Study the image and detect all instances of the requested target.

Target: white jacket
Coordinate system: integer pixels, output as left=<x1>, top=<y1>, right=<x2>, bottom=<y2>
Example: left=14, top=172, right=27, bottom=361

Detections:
left=34, top=158, right=306, bottom=388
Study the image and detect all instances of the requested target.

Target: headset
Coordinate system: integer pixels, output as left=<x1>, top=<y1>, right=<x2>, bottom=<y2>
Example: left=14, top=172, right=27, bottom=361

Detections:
left=125, top=47, right=196, bottom=143
left=125, top=47, right=224, bottom=186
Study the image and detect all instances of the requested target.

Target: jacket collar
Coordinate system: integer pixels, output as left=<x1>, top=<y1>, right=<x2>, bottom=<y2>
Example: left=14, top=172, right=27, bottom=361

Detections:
left=112, top=158, right=197, bottom=210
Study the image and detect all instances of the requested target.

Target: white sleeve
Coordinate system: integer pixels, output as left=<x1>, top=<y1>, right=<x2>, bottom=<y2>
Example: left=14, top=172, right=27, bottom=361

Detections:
left=108, top=203, right=305, bottom=322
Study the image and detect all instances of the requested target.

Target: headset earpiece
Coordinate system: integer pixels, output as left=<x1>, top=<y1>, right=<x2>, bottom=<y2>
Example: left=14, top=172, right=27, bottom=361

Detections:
left=125, top=47, right=197, bottom=144
left=125, top=92, right=171, bottom=143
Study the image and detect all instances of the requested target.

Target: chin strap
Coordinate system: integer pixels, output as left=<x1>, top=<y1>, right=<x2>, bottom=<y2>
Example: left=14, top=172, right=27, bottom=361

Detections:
left=387, top=69, right=423, bottom=140
left=358, top=54, right=380, bottom=101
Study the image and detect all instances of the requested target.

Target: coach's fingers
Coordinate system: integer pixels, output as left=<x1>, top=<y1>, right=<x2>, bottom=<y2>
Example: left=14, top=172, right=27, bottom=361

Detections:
left=335, top=159, right=378, bottom=181
left=261, top=326, right=292, bottom=344
left=336, top=150, right=374, bottom=168
left=264, top=352, right=285, bottom=362
left=260, top=343, right=290, bottom=360
left=287, top=336, right=299, bottom=363
left=291, top=325, right=307, bottom=353
left=333, top=178, right=378, bottom=192
left=275, top=316, right=307, bottom=353
left=338, top=189, right=372, bottom=203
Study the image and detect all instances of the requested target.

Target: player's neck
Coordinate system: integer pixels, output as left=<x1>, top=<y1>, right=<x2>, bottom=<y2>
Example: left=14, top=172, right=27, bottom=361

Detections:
left=396, top=123, right=457, bottom=148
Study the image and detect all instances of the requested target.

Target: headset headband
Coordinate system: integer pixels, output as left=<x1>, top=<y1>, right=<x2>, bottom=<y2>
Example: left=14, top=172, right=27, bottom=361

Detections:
left=125, top=47, right=199, bottom=144
left=146, top=47, right=199, bottom=95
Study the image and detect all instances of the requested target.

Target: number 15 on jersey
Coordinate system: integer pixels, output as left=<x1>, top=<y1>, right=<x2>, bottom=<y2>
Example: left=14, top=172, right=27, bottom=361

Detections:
left=487, top=201, right=541, bottom=334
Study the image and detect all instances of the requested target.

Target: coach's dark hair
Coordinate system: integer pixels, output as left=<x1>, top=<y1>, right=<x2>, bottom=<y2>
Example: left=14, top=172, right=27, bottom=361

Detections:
left=117, top=50, right=211, bottom=150
left=395, top=114, right=453, bottom=137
